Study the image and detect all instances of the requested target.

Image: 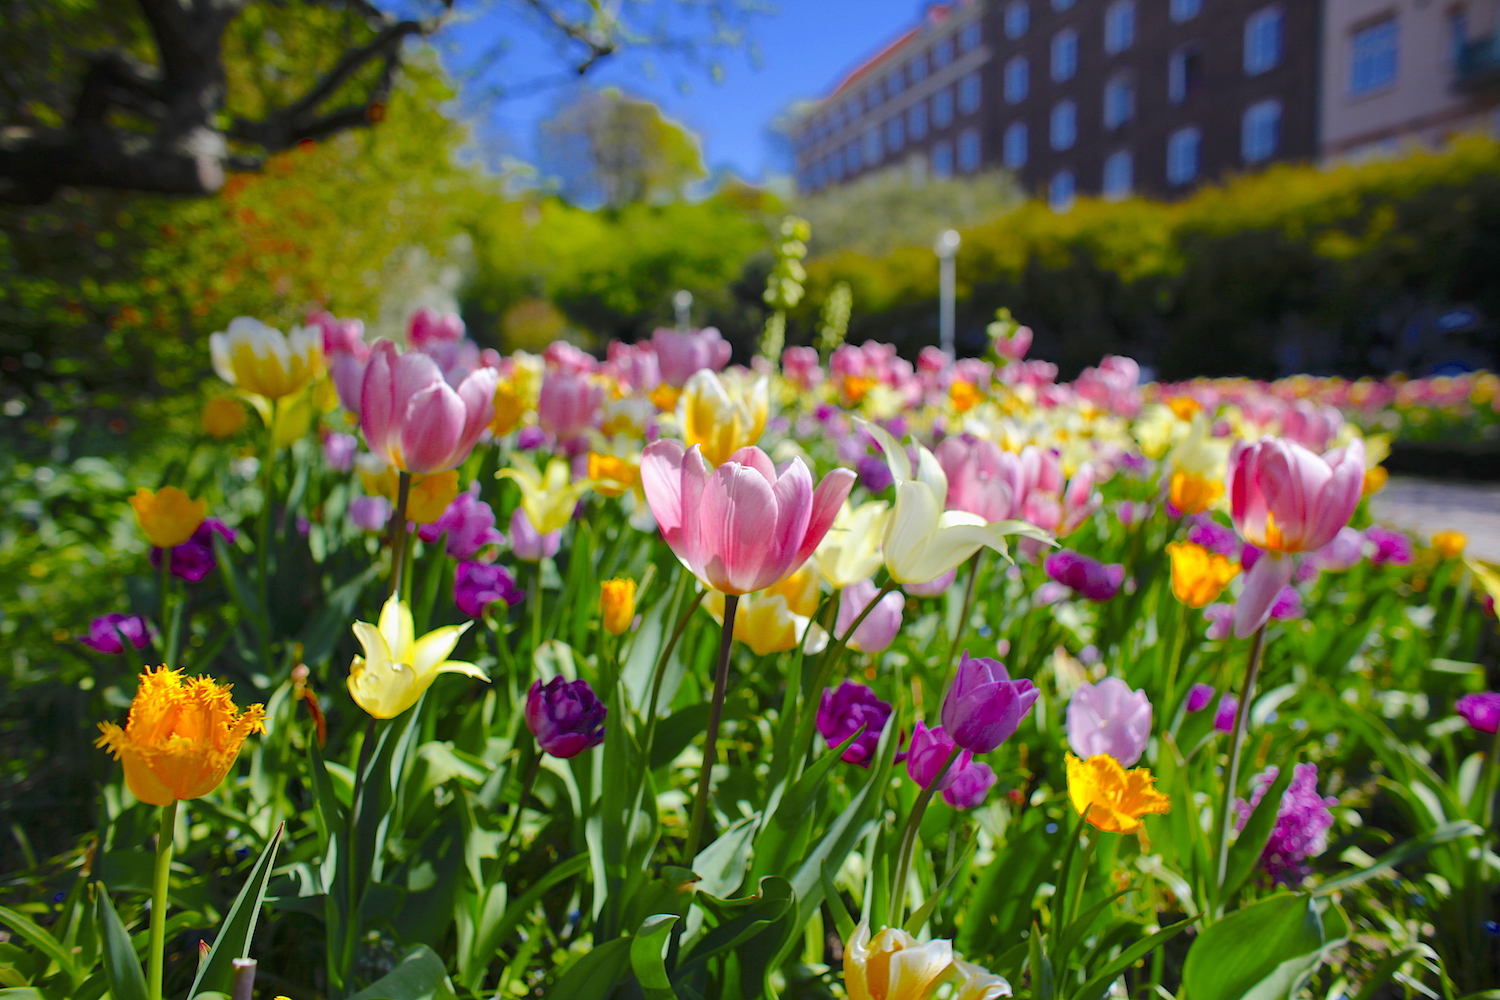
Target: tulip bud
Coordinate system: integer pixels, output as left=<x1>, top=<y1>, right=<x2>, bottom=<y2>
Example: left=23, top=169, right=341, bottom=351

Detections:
left=1456, top=692, right=1500, bottom=734
left=525, top=677, right=607, bottom=758
left=816, top=681, right=893, bottom=767
left=129, top=486, right=208, bottom=549
left=1066, top=677, right=1151, bottom=766
left=941, top=652, right=1039, bottom=754
left=836, top=580, right=905, bottom=654
left=600, top=579, right=636, bottom=635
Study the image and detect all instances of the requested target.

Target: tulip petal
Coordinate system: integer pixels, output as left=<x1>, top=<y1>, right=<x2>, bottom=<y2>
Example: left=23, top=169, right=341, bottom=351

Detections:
left=753, top=457, right=813, bottom=591
left=434, top=659, right=489, bottom=681
left=860, top=418, right=913, bottom=481
left=1234, top=552, right=1295, bottom=638
left=796, top=466, right=857, bottom=568
left=412, top=622, right=473, bottom=678
left=699, top=459, right=779, bottom=593
left=377, top=594, right=415, bottom=660
left=400, top=383, right=467, bottom=474
left=641, top=440, right=687, bottom=549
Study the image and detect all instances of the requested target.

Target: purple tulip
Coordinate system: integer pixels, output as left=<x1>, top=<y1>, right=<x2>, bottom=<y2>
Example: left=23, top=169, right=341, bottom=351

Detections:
left=1314, top=527, right=1365, bottom=572
left=856, top=453, right=895, bottom=494
left=508, top=508, right=561, bottom=562
left=419, top=486, right=505, bottom=560
left=1066, top=677, right=1151, bottom=766
left=906, top=720, right=971, bottom=790
left=1234, top=762, right=1337, bottom=886
left=1204, top=602, right=1234, bottom=640
left=323, top=432, right=358, bottom=472
left=941, top=652, right=1038, bottom=754
left=1186, top=514, right=1240, bottom=557
left=1270, top=586, right=1303, bottom=622
left=454, top=561, right=524, bottom=618
left=79, top=613, right=155, bottom=654
left=1044, top=549, right=1125, bottom=602
left=525, top=676, right=607, bottom=758
left=515, top=425, right=547, bottom=450
left=905, top=568, right=957, bottom=598
left=942, top=759, right=997, bottom=810
left=1366, top=525, right=1414, bottom=566
left=816, top=681, right=893, bottom=767
left=150, top=518, right=237, bottom=583
left=1186, top=683, right=1216, bottom=713
left=837, top=580, right=906, bottom=654
left=1457, top=692, right=1500, bottom=734
left=1214, top=695, right=1239, bottom=733
left=349, top=495, right=392, bottom=533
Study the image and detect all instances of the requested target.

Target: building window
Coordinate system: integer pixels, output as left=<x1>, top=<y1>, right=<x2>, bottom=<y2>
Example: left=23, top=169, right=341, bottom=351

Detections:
left=1105, top=1, right=1136, bottom=55
left=1242, top=99, right=1281, bottom=162
left=886, top=116, right=905, bottom=152
left=1167, top=126, right=1201, bottom=184
left=867, top=85, right=882, bottom=110
left=888, top=70, right=906, bottom=98
left=1051, top=100, right=1077, bottom=150
left=1103, top=73, right=1134, bottom=128
left=960, top=20, right=982, bottom=52
left=863, top=128, right=882, bottom=165
left=958, top=128, right=982, bottom=171
left=1004, top=122, right=1028, bottom=168
left=1050, top=170, right=1076, bottom=210
left=1171, top=0, right=1201, bottom=21
left=910, top=53, right=929, bottom=83
left=830, top=154, right=845, bottom=180
left=1244, top=7, right=1283, bottom=75
left=1005, top=56, right=1030, bottom=104
left=846, top=141, right=861, bottom=173
left=909, top=103, right=929, bottom=140
left=1053, top=0, right=1075, bottom=10
left=933, top=141, right=954, bottom=178
left=1350, top=17, right=1399, bottom=95
left=959, top=72, right=982, bottom=114
left=934, top=36, right=954, bottom=68
left=1169, top=45, right=1204, bottom=103
left=933, top=87, right=955, bottom=128
left=1052, top=29, right=1079, bottom=81
left=1006, top=2, right=1030, bottom=39
left=1449, top=11, right=1468, bottom=66
left=1103, top=150, right=1132, bottom=199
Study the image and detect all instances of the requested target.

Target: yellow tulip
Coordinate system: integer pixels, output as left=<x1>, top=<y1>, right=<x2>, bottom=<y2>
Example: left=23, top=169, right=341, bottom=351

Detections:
left=357, top=454, right=400, bottom=502
left=406, top=470, right=459, bottom=525
left=703, top=563, right=826, bottom=657
left=491, top=376, right=531, bottom=437
left=1362, top=465, right=1389, bottom=497
left=347, top=595, right=488, bottom=719
left=130, top=487, right=208, bottom=549
left=209, top=317, right=323, bottom=401
left=271, top=389, right=314, bottom=447
left=600, top=578, right=637, bottom=635
left=1166, top=541, right=1240, bottom=608
left=1168, top=471, right=1223, bottom=516
left=96, top=666, right=265, bottom=806
left=201, top=397, right=247, bottom=439
left=678, top=369, right=768, bottom=466
left=498, top=454, right=590, bottom=535
left=587, top=451, right=641, bottom=499
left=1066, top=753, right=1170, bottom=835
left=1432, top=530, right=1467, bottom=559
left=817, top=501, right=891, bottom=590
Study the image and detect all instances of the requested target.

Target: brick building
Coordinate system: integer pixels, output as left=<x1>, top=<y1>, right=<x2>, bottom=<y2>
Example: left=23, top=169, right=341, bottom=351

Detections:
left=790, top=0, right=1322, bottom=203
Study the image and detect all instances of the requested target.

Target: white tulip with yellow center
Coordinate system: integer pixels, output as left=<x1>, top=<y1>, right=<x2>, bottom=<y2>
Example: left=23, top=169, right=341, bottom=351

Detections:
left=816, top=500, right=891, bottom=590
left=210, top=317, right=324, bottom=402
left=347, top=595, right=488, bottom=719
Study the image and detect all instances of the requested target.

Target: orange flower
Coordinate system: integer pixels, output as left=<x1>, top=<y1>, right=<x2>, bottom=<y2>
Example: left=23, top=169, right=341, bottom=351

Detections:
left=130, top=487, right=208, bottom=548
left=1166, top=540, right=1240, bottom=608
left=1066, top=753, right=1170, bottom=835
left=1168, top=471, right=1223, bottom=516
left=600, top=578, right=637, bottom=635
left=1167, top=396, right=1202, bottom=421
left=949, top=381, right=982, bottom=413
left=490, top=377, right=529, bottom=437
left=96, top=667, right=265, bottom=806
left=587, top=452, right=640, bottom=498
left=1362, top=465, right=1388, bottom=497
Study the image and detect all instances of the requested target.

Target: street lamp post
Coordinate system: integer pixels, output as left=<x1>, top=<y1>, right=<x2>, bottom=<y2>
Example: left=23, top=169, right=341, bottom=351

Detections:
left=673, top=289, right=693, bottom=333
left=935, top=229, right=960, bottom=357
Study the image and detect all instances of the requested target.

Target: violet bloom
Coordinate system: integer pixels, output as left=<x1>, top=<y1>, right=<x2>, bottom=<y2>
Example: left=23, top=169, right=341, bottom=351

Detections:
left=1314, top=527, right=1365, bottom=572
left=349, top=495, right=392, bottom=533
left=150, top=518, right=237, bottom=583
left=1456, top=692, right=1500, bottom=734
left=323, top=432, right=358, bottom=472
left=857, top=453, right=895, bottom=494
left=525, top=676, right=607, bottom=758
left=837, top=580, right=906, bottom=654
left=906, top=720, right=972, bottom=790
left=419, top=486, right=505, bottom=560
left=1066, top=677, right=1152, bottom=766
left=1270, top=586, right=1303, bottom=622
left=943, top=759, right=997, bottom=810
left=1234, top=762, right=1337, bottom=886
left=1033, top=581, right=1071, bottom=607
left=1203, top=602, right=1234, bottom=640
left=1044, top=550, right=1125, bottom=602
left=1186, top=683, right=1216, bottom=713
left=1186, top=513, right=1235, bottom=556
left=508, top=507, right=561, bottom=562
left=817, top=681, right=894, bottom=767
left=942, top=652, right=1039, bottom=754
left=79, top=613, right=154, bottom=654
left=1366, top=525, right=1414, bottom=567
left=453, top=561, right=524, bottom=618
left=1214, top=695, right=1239, bottom=733
left=515, top=425, right=546, bottom=450
left=905, top=568, right=957, bottom=598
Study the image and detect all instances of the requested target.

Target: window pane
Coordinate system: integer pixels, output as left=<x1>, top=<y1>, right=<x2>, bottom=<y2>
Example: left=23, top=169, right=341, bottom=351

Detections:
left=1245, top=7, right=1283, bottom=75
left=1171, top=0, right=1201, bottom=21
left=959, top=128, right=982, bottom=171
left=1006, top=2, right=1031, bottom=39
left=1242, top=100, right=1281, bottom=162
left=1004, top=122, right=1028, bottom=168
left=960, top=72, right=983, bottom=114
left=935, top=37, right=954, bottom=67
left=1006, top=57, right=1030, bottom=104
left=1351, top=18, right=1399, bottom=94
left=1050, top=170, right=1075, bottom=210
left=1053, top=30, right=1079, bottom=81
left=1106, top=1, right=1135, bottom=54
left=933, top=88, right=954, bottom=127
left=933, top=141, right=953, bottom=177
left=909, top=103, right=929, bottom=140
left=887, top=116, right=905, bottom=151
left=961, top=21, right=982, bottom=52
left=1051, top=101, right=1077, bottom=150
left=1167, top=127, right=1200, bottom=184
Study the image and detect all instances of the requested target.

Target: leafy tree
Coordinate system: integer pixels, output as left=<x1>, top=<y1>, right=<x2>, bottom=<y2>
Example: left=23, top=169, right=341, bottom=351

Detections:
left=795, top=167, right=1022, bottom=256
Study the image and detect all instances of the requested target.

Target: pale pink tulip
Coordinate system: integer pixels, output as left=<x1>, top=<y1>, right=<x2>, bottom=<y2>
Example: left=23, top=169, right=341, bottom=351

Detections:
left=935, top=438, right=1045, bottom=524
left=994, top=323, right=1033, bottom=360
left=781, top=346, right=824, bottom=391
left=652, top=327, right=731, bottom=387
left=1280, top=401, right=1343, bottom=453
left=1066, top=677, right=1152, bottom=766
left=310, top=311, right=370, bottom=414
left=537, top=367, right=603, bottom=440
left=836, top=579, right=906, bottom=653
left=640, top=441, right=854, bottom=595
left=360, top=340, right=498, bottom=475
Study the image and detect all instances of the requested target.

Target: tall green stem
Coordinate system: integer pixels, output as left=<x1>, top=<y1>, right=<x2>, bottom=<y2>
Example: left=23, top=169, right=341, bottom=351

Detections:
left=499, top=752, right=544, bottom=869
left=888, top=745, right=960, bottom=927
left=1482, top=724, right=1500, bottom=832
left=148, top=800, right=178, bottom=1000
left=257, top=425, right=276, bottom=615
left=949, top=551, right=984, bottom=669
left=388, top=472, right=412, bottom=597
left=684, top=593, right=738, bottom=866
left=158, top=549, right=177, bottom=666
left=1163, top=600, right=1189, bottom=722
left=1215, top=624, right=1267, bottom=892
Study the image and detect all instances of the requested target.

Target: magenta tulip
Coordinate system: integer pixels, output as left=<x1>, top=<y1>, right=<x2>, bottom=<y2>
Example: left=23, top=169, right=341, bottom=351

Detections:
left=941, top=652, right=1038, bottom=754
left=454, top=561, right=524, bottom=618
left=1066, top=677, right=1151, bottom=766
left=906, top=720, right=971, bottom=790
left=652, top=326, right=732, bottom=387
left=525, top=676, right=607, bottom=758
left=943, top=759, right=997, bottom=810
left=1044, top=549, right=1125, bottom=602
left=79, top=613, right=155, bottom=654
left=419, top=486, right=505, bottom=560
left=360, top=340, right=498, bottom=475
left=817, top=681, right=894, bottom=766
left=1457, top=692, right=1500, bottom=734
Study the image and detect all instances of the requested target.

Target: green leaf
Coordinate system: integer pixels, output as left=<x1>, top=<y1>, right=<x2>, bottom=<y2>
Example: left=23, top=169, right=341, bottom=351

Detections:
left=1072, top=917, right=1194, bottom=1000
left=94, top=885, right=148, bottom=1000
left=1312, top=820, right=1482, bottom=896
left=186, top=822, right=284, bottom=998
left=629, top=914, right=680, bottom=1000
left=0, top=905, right=83, bottom=987
left=457, top=854, right=589, bottom=990
left=545, top=938, right=632, bottom=999
left=1222, top=759, right=1298, bottom=900
left=346, top=944, right=455, bottom=1000
left=819, top=861, right=856, bottom=946
left=1182, top=894, right=1348, bottom=1000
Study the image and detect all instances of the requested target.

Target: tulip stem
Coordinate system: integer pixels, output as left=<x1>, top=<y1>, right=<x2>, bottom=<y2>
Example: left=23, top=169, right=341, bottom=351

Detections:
left=684, top=593, right=737, bottom=866
left=1483, top=724, right=1500, bottom=832
left=1215, top=624, right=1267, bottom=896
left=1163, top=600, right=1189, bottom=723
left=148, top=799, right=177, bottom=1000
left=257, top=428, right=276, bottom=618
left=950, top=551, right=984, bottom=670
left=888, top=745, right=960, bottom=929
left=499, top=750, right=543, bottom=872
left=389, top=472, right=412, bottom=597
left=158, top=549, right=177, bottom=666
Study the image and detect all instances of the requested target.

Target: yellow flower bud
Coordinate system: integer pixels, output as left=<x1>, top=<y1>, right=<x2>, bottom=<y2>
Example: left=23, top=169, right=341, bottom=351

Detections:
left=1432, top=530, right=1467, bottom=559
left=407, top=470, right=460, bottom=525
left=1166, top=540, right=1240, bottom=608
left=130, top=487, right=208, bottom=549
left=600, top=579, right=637, bottom=635
left=201, top=397, right=247, bottom=439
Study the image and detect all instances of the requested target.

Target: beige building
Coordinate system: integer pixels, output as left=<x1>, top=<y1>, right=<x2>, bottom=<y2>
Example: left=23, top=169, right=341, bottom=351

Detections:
left=1321, top=0, right=1500, bottom=160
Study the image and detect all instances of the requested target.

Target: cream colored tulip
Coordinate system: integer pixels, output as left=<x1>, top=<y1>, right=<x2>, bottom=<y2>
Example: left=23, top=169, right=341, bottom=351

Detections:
left=951, top=959, right=1013, bottom=999
left=843, top=923, right=955, bottom=1000
left=498, top=454, right=590, bottom=535
left=348, top=595, right=487, bottom=719
left=210, top=317, right=323, bottom=401
left=817, top=500, right=891, bottom=590
left=677, top=369, right=769, bottom=466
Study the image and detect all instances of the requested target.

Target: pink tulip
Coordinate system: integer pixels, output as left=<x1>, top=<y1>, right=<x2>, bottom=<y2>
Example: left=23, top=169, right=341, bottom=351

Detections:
left=544, top=340, right=599, bottom=375
left=602, top=340, right=660, bottom=394
left=935, top=438, right=1046, bottom=524
left=640, top=441, right=854, bottom=595
left=1066, top=677, right=1152, bottom=766
left=360, top=340, right=498, bottom=475
left=652, top=327, right=731, bottom=387
left=1229, top=436, right=1364, bottom=637
left=781, top=346, right=824, bottom=391
left=537, top=367, right=603, bottom=440
left=310, top=311, right=370, bottom=413
left=837, top=579, right=906, bottom=653
left=1280, top=401, right=1343, bottom=453
left=993, top=323, right=1033, bottom=361
left=408, top=307, right=464, bottom=349
left=509, top=507, right=561, bottom=562
left=905, top=568, right=957, bottom=597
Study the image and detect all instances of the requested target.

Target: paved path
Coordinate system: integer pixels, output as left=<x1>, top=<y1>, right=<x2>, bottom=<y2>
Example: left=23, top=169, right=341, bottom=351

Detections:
left=1370, top=477, right=1500, bottom=562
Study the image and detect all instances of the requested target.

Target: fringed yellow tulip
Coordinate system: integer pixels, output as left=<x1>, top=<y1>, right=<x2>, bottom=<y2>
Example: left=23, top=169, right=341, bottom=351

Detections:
left=96, top=666, right=265, bottom=806
left=678, top=369, right=769, bottom=466
left=1066, top=753, right=1170, bottom=835
left=209, top=317, right=323, bottom=401
left=600, top=578, right=636, bottom=635
left=499, top=454, right=591, bottom=535
left=130, top=487, right=208, bottom=549
left=348, top=595, right=488, bottom=719
left=1166, top=541, right=1240, bottom=608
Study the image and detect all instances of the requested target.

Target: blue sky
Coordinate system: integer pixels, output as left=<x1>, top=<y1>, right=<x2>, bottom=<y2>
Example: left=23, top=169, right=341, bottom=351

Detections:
left=440, top=1, right=928, bottom=183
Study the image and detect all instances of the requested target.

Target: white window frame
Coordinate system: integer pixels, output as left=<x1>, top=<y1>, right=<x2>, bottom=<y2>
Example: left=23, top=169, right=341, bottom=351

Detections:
left=1052, top=29, right=1079, bottom=81
left=1105, top=1, right=1136, bottom=55
left=1244, top=6, right=1283, bottom=76
left=1103, top=150, right=1132, bottom=200
left=1051, top=100, right=1078, bottom=151
left=1167, top=126, right=1201, bottom=185
left=1005, top=56, right=1030, bottom=104
left=1004, top=122, right=1028, bottom=169
left=1242, top=99, right=1281, bottom=162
